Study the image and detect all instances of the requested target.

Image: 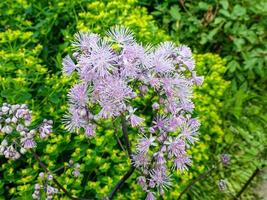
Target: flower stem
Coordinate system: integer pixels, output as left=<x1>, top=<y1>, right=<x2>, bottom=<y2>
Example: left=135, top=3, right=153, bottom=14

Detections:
left=121, top=115, right=132, bottom=158
left=32, top=150, right=90, bottom=200
left=234, top=165, right=265, bottom=199
left=107, top=166, right=135, bottom=200
left=177, top=166, right=216, bottom=200
left=107, top=115, right=135, bottom=199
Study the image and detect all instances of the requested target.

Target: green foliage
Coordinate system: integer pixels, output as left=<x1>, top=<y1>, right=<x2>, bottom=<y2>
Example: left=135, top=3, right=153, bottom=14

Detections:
left=1, top=0, right=264, bottom=199
left=141, top=0, right=267, bottom=83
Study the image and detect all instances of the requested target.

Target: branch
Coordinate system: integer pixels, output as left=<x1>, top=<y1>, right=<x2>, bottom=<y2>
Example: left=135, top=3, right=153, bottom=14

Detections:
left=106, top=115, right=135, bottom=199
left=107, top=166, right=135, bottom=200
left=32, top=151, right=90, bottom=200
left=234, top=165, right=264, bottom=199
left=121, top=115, right=132, bottom=158
left=177, top=166, right=216, bottom=200
left=113, top=121, right=126, bottom=152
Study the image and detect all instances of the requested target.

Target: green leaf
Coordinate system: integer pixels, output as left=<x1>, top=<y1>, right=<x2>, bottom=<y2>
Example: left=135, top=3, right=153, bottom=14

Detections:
left=220, top=0, right=229, bottom=10
left=233, top=38, right=245, bottom=52
left=225, top=132, right=234, bottom=144
left=232, top=5, right=247, bottom=18
left=219, top=9, right=231, bottom=18
left=227, top=60, right=240, bottom=73
left=169, top=5, right=181, bottom=20
left=198, top=2, right=210, bottom=10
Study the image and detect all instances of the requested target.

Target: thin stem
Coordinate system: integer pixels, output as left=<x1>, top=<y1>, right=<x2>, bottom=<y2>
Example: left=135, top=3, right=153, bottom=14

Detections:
left=107, top=115, right=135, bottom=199
left=121, top=115, right=132, bottom=158
left=177, top=166, right=216, bottom=200
left=234, top=166, right=264, bottom=199
left=113, top=121, right=126, bottom=152
left=107, top=166, right=135, bottom=200
left=32, top=151, right=90, bottom=200
left=53, top=165, right=65, bottom=173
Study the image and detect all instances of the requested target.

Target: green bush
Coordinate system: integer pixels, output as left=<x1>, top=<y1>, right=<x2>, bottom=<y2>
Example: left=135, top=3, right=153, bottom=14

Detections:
left=141, top=0, right=267, bottom=83
left=0, top=0, right=251, bottom=199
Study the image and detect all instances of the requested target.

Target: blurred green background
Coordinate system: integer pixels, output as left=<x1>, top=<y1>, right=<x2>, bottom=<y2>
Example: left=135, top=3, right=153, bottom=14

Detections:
left=0, top=0, right=266, bottom=199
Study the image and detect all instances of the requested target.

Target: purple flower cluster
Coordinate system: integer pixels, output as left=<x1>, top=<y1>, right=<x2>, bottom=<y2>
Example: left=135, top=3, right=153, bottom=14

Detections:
left=32, top=173, right=58, bottom=200
left=72, top=163, right=81, bottom=177
left=0, top=103, right=53, bottom=160
left=220, top=154, right=231, bottom=166
left=62, top=26, right=203, bottom=198
left=69, top=159, right=81, bottom=177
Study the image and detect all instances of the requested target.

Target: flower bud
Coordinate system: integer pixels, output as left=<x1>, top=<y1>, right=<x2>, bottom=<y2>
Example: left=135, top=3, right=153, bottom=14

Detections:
left=1, top=139, right=8, bottom=147
left=47, top=174, right=53, bottom=181
left=2, top=125, right=13, bottom=134
left=152, top=102, right=159, bottom=110
left=39, top=172, right=45, bottom=179
left=20, top=147, right=27, bottom=154
left=2, top=106, right=9, bottom=113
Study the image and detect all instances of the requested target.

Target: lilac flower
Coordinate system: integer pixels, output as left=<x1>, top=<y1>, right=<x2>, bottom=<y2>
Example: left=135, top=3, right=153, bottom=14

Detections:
left=1, top=105, right=9, bottom=113
left=63, top=106, right=88, bottom=132
left=145, top=192, right=155, bottom=200
left=168, top=116, right=184, bottom=131
left=180, top=118, right=200, bottom=145
left=84, top=125, right=95, bottom=137
left=46, top=185, right=58, bottom=195
left=129, top=114, right=144, bottom=127
left=149, top=168, right=172, bottom=191
left=152, top=102, right=159, bottom=110
left=3, top=145, right=20, bottom=160
left=32, top=183, right=41, bottom=200
left=137, top=176, right=147, bottom=190
left=177, top=45, right=192, bottom=58
left=121, top=43, right=151, bottom=74
left=139, top=85, right=148, bottom=95
left=192, top=71, right=204, bottom=86
left=72, top=169, right=80, bottom=177
left=132, top=152, right=150, bottom=169
left=173, top=154, right=192, bottom=171
left=93, top=76, right=134, bottom=118
left=127, top=107, right=144, bottom=127
left=152, top=116, right=168, bottom=131
left=87, top=40, right=116, bottom=77
left=107, top=26, right=134, bottom=45
left=220, top=154, right=231, bottom=166
left=151, top=55, right=174, bottom=74
left=72, top=32, right=100, bottom=52
left=136, top=135, right=156, bottom=153
left=154, top=151, right=166, bottom=167
left=155, top=42, right=176, bottom=58
left=1, top=125, right=13, bottom=134
left=68, top=83, right=88, bottom=107
left=21, top=137, right=36, bottom=149
left=62, top=55, right=76, bottom=76
left=166, top=137, right=186, bottom=158
left=39, top=119, right=53, bottom=139
left=62, top=27, right=204, bottom=198
left=0, top=103, right=53, bottom=160
left=39, top=172, right=45, bottom=179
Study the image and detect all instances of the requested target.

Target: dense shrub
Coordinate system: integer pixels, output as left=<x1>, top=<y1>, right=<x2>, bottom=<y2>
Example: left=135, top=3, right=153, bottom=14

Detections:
left=1, top=0, right=261, bottom=199
left=140, top=0, right=267, bottom=83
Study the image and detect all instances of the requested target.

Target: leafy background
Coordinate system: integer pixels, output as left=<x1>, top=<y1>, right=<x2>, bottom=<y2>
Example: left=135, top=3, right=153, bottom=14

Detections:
left=0, top=0, right=266, bottom=199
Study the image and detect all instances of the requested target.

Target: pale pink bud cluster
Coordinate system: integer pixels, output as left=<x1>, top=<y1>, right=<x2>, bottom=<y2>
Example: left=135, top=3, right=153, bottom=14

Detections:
left=0, top=103, right=53, bottom=160
left=32, top=172, right=58, bottom=200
